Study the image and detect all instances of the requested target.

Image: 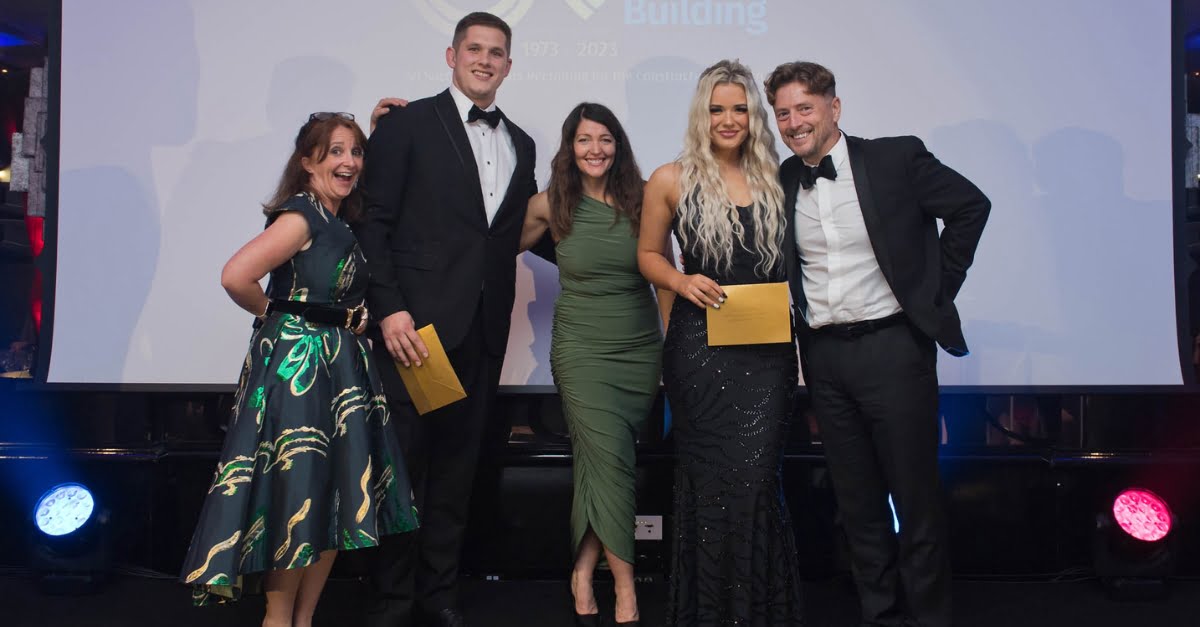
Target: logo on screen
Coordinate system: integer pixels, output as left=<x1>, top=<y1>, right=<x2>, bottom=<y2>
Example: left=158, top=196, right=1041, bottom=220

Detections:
left=625, top=0, right=767, bottom=35
left=413, top=0, right=537, bottom=35
left=565, top=0, right=607, bottom=19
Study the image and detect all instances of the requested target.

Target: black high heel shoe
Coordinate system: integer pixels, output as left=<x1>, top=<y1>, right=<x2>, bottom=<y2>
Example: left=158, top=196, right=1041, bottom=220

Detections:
left=574, top=612, right=603, bottom=627
left=614, top=620, right=638, bottom=627
left=569, top=570, right=603, bottom=627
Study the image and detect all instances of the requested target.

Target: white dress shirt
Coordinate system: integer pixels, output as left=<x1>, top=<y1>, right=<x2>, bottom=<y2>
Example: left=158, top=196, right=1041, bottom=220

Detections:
left=794, top=133, right=902, bottom=327
left=449, top=85, right=517, bottom=226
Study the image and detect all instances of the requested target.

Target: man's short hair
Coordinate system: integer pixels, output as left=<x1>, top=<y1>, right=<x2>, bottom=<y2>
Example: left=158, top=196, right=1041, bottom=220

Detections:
left=763, top=61, right=836, bottom=106
left=452, top=12, right=512, bottom=54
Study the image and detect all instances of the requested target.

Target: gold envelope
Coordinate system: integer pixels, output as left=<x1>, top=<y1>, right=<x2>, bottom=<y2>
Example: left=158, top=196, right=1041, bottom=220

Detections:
left=706, top=282, right=791, bottom=346
left=394, top=325, right=467, bottom=415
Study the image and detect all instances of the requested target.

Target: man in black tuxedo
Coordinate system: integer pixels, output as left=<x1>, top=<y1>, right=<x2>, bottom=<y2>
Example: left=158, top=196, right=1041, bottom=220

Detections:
left=356, top=12, right=538, bottom=627
left=765, top=61, right=990, bottom=627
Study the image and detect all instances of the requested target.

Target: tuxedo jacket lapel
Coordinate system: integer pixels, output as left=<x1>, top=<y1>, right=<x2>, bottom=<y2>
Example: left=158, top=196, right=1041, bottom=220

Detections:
left=780, top=169, right=807, bottom=318
left=847, top=136, right=896, bottom=282
left=434, top=90, right=487, bottom=227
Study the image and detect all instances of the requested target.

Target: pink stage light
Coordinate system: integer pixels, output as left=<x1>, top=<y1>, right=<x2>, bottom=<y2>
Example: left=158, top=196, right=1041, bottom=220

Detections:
left=1112, top=489, right=1172, bottom=542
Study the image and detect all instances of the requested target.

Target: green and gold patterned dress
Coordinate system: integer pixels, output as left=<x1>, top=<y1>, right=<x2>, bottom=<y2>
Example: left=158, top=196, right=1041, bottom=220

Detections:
left=551, top=195, right=662, bottom=565
left=179, top=192, right=417, bottom=605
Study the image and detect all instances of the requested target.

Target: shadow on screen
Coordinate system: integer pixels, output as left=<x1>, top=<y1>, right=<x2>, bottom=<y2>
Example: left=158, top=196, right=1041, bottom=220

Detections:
left=147, top=56, right=355, bottom=382
left=54, top=2, right=198, bottom=382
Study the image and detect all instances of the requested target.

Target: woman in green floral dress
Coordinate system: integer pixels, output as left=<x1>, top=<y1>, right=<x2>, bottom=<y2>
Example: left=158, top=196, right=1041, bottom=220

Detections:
left=180, top=113, right=417, bottom=626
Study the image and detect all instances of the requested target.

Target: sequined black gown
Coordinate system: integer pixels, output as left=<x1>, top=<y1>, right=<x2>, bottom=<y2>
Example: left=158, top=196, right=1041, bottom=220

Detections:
left=664, top=205, right=804, bottom=626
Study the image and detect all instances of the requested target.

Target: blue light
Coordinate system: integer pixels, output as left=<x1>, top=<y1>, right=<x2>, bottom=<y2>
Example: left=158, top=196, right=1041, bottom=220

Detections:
left=888, top=494, right=900, bottom=534
left=34, top=483, right=95, bottom=537
left=0, top=32, right=30, bottom=47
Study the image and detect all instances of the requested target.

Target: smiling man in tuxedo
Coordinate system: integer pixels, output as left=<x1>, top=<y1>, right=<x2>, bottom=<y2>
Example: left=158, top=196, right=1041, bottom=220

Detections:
left=765, top=61, right=990, bottom=627
left=355, top=12, right=539, bottom=627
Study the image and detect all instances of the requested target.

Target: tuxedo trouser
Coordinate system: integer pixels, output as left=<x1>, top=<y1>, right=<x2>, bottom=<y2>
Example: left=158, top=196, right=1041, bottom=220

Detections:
left=803, top=320, right=952, bottom=627
left=367, top=306, right=503, bottom=626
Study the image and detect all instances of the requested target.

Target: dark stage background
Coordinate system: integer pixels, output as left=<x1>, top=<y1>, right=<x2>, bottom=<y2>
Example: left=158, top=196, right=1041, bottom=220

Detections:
left=2, top=386, right=1200, bottom=584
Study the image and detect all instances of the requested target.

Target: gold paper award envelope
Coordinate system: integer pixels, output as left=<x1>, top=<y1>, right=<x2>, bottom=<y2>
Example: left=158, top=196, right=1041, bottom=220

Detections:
left=395, top=324, right=467, bottom=415
left=706, top=282, right=791, bottom=346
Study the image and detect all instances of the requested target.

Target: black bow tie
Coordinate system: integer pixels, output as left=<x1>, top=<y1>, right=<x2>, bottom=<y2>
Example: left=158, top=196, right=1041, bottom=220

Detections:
left=797, top=154, right=837, bottom=190
left=467, top=104, right=502, bottom=128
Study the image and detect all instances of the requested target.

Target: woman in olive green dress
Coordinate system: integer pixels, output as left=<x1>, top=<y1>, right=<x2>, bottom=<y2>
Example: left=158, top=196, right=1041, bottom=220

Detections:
left=521, top=103, right=672, bottom=627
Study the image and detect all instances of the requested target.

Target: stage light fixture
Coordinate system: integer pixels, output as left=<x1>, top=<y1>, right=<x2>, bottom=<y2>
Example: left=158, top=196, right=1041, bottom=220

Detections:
left=34, top=483, right=95, bottom=536
left=1092, top=486, right=1177, bottom=601
left=28, top=482, right=114, bottom=594
left=1111, top=488, right=1172, bottom=542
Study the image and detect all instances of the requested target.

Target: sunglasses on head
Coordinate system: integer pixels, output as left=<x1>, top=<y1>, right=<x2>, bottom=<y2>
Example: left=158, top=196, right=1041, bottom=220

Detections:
left=309, top=111, right=355, bottom=122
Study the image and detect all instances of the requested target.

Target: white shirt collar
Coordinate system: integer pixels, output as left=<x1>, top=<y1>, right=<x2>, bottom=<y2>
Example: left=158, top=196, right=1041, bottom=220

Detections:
left=449, top=84, right=496, bottom=123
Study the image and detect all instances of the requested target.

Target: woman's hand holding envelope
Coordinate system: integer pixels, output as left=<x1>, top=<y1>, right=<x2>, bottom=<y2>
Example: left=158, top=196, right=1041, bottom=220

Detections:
left=674, top=273, right=727, bottom=310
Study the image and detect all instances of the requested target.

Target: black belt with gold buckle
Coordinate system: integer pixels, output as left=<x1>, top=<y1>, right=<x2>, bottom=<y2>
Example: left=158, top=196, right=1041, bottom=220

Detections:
left=263, top=299, right=367, bottom=329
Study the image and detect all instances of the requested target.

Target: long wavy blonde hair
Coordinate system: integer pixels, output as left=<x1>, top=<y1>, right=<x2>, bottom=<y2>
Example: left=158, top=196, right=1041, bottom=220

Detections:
left=676, top=59, right=785, bottom=277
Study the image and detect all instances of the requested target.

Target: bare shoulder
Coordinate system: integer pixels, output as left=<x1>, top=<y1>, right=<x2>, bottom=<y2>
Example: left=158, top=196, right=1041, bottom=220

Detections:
left=646, top=162, right=682, bottom=201
left=648, top=162, right=682, bottom=186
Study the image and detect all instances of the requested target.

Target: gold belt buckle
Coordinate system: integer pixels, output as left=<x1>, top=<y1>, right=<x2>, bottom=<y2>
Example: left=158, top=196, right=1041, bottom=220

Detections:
left=346, top=305, right=367, bottom=328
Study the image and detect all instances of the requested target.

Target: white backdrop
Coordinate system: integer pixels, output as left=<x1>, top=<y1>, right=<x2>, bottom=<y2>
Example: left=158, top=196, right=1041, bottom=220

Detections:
left=52, top=0, right=1179, bottom=386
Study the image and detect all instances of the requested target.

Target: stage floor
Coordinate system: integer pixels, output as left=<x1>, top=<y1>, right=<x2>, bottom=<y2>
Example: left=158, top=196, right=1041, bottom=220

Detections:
left=3, top=573, right=1197, bottom=626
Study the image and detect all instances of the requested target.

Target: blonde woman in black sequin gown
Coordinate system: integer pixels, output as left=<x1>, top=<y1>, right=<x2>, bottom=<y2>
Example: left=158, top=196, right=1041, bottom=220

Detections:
left=637, top=60, right=804, bottom=626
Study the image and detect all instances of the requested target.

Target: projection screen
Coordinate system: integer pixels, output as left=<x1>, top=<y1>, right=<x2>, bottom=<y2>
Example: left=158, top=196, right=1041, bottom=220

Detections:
left=51, top=0, right=1178, bottom=386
